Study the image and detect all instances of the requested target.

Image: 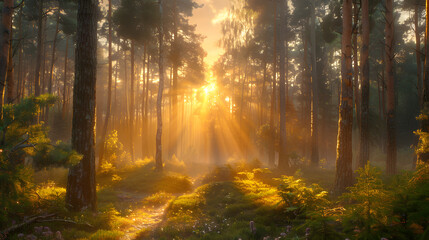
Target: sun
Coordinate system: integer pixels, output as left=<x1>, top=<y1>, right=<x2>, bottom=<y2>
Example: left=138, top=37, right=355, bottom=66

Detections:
left=203, top=82, right=217, bottom=96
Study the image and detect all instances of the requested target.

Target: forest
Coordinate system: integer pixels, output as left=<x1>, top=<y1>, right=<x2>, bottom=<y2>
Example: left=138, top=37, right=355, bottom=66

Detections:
left=0, top=0, right=428, bottom=239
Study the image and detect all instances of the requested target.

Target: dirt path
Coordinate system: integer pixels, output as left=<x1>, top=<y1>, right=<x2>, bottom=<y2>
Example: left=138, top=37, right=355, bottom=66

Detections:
left=115, top=191, right=173, bottom=240
left=120, top=204, right=169, bottom=240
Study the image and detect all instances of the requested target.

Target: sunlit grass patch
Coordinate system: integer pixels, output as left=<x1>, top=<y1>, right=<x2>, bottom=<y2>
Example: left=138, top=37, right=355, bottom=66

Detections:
left=142, top=192, right=174, bottom=207
left=34, top=181, right=66, bottom=199
left=89, top=229, right=124, bottom=240
left=234, top=170, right=282, bottom=206
left=165, top=185, right=207, bottom=225
left=155, top=180, right=289, bottom=239
left=101, top=159, right=192, bottom=194
left=31, top=181, right=67, bottom=213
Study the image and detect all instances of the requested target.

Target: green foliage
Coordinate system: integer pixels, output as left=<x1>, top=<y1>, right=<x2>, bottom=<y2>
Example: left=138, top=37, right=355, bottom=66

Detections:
left=113, top=0, right=159, bottom=43
left=0, top=96, right=82, bottom=229
left=277, top=176, right=329, bottom=219
left=0, top=165, right=33, bottom=228
left=103, top=130, right=124, bottom=169
left=275, top=175, right=345, bottom=239
left=341, top=164, right=392, bottom=240
left=391, top=164, right=429, bottom=238
left=34, top=181, right=67, bottom=213
left=59, top=0, right=78, bottom=36
left=33, top=141, right=82, bottom=170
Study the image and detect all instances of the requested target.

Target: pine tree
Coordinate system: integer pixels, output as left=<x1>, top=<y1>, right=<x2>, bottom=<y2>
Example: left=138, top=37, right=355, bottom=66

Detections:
left=66, top=0, right=98, bottom=211
left=334, top=0, right=354, bottom=194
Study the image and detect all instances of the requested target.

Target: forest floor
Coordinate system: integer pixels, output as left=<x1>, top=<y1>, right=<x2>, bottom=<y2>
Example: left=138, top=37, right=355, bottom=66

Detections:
left=115, top=191, right=170, bottom=240
left=18, top=159, right=334, bottom=240
left=7, top=155, right=427, bottom=240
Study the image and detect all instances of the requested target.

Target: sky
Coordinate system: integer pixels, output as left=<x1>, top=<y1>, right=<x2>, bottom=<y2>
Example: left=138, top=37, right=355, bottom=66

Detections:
left=189, top=0, right=230, bottom=68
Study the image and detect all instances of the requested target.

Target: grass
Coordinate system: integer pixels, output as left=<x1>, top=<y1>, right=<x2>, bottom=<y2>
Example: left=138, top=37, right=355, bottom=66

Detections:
left=7, top=158, right=194, bottom=240
left=9, top=158, right=428, bottom=240
left=142, top=192, right=174, bottom=207
left=99, top=159, right=192, bottom=194
left=138, top=173, right=289, bottom=240
left=88, top=230, right=124, bottom=240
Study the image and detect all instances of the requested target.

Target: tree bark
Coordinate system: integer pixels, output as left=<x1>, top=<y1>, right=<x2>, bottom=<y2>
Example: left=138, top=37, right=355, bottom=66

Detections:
left=359, top=0, right=370, bottom=169
left=278, top=0, right=288, bottom=171
left=416, top=5, right=423, bottom=109
left=48, top=12, right=60, bottom=95
left=41, top=18, right=47, bottom=96
left=34, top=0, right=44, bottom=96
left=62, top=37, right=69, bottom=119
left=385, top=0, right=396, bottom=175
left=6, top=20, right=14, bottom=104
left=414, top=3, right=422, bottom=168
left=46, top=11, right=60, bottom=120
left=141, top=43, right=147, bottom=158
left=66, top=0, right=98, bottom=212
left=269, top=2, right=277, bottom=167
left=113, top=43, right=119, bottom=128
left=303, top=32, right=310, bottom=159
left=156, top=0, right=165, bottom=172
left=98, top=0, right=113, bottom=168
left=16, top=5, right=23, bottom=102
left=130, top=41, right=135, bottom=162
left=0, top=0, right=13, bottom=118
left=310, top=4, right=319, bottom=167
left=353, top=2, right=361, bottom=129
left=418, top=0, right=429, bottom=164
left=260, top=49, right=267, bottom=128
left=171, top=0, right=179, bottom=157
left=334, top=0, right=354, bottom=194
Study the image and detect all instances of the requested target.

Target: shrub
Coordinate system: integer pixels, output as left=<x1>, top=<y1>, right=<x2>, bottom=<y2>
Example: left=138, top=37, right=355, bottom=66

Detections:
left=341, top=163, right=392, bottom=239
left=277, top=176, right=329, bottom=219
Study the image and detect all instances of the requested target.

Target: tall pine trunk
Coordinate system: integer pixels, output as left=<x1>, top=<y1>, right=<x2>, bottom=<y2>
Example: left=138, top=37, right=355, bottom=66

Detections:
left=278, top=0, right=288, bottom=170
left=144, top=52, right=151, bottom=156
left=141, top=43, right=147, bottom=158
left=156, top=0, right=165, bottom=172
left=0, top=0, right=13, bottom=118
left=130, top=41, right=135, bottom=162
left=416, top=5, right=423, bottom=110
left=260, top=49, right=267, bottom=128
left=6, top=20, right=14, bottom=104
left=66, top=0, right=98, bottom=212
left=421, top=0, right=429, bottom=164
left=171, top=0, right=179, bottom=157
left=46, top=11, right=60, bottom=120
left=62, top=37, right=69, bottom=119
left=310, top=4, right=319, bottom=167
left=269, top=2, right=277, bottom=167
left=334, top=0, right=354, bottom=194
left=385, top=0, right=396, bottom=175
left=17, top=5, right=23, bottom=101
left=353, top=2, right=361, bottom=129
left=359, top=0, right=370, bottom=168
left=34, top=0, right=44, bottom=96
left=98, top=0, right=113, bottom=168
left=48, top=12, right=60, bottom=95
